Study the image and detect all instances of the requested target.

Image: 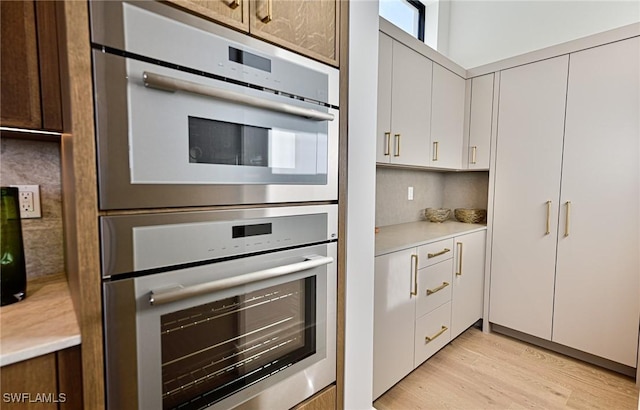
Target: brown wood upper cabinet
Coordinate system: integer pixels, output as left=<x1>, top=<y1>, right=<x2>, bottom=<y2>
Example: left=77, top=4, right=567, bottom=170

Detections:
left=163, top=0, right=250, bottom=31
left=165, top=0, right=339, bottom=66
left=0, top=1, right=63, bottom=131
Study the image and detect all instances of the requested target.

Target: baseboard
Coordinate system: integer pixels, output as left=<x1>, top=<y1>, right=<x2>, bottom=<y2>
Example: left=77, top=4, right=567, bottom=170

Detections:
left=491, top=323, right=637, bottom=378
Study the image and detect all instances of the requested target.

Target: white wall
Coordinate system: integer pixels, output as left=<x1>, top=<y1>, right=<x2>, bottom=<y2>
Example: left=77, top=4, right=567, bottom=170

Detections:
left=344, top=1, right=378, bottom=409
left=444, top=0, right=640, bottom=68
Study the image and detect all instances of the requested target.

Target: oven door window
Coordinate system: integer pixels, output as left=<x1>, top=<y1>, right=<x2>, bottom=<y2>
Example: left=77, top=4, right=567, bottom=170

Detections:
left=160, top=276, right=316, bottom=410
left=126, top=59, right=330, bottom=186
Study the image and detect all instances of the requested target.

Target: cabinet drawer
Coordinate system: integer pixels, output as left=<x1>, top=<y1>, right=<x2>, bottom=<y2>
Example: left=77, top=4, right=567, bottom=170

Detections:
left=416, top=259, right=453, bottom=318
left=414, top=301, right=451, bottom=367
left=417, top=238, right=454, bottom=268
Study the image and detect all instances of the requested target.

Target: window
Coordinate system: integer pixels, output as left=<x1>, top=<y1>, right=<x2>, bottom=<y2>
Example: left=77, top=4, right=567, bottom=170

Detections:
left=379, top=0, right=425, bottom=41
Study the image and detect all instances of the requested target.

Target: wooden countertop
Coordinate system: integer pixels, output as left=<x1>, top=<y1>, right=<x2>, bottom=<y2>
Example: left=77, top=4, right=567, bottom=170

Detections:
left=375, top=220, right=487, bottom=257
left=0, top=274, right=81, bottom=367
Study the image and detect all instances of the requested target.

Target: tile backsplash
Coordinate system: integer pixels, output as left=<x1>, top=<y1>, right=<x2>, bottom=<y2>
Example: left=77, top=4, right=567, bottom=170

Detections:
left=1, top=138, right=64, bottom=278
left=376, top=167, right=489, bottom=227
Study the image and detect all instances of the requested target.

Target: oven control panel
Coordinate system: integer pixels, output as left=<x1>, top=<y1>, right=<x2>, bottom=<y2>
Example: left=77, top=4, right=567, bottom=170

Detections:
left=101, top=206, right=338, bottom=277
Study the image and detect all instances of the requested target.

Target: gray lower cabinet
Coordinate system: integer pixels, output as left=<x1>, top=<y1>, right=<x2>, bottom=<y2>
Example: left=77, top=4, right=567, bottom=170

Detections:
left=373, top=231, right=486, bottom=399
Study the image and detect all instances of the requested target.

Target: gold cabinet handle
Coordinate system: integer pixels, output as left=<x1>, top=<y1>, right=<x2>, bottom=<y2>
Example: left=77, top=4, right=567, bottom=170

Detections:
left=427, top=248, right=450, bottom=259
left=545, top=200, right=551, bottom=235
left=433, top=141, right=439, bottom=161
left=455, top=242, right=463, bottom=276
left=228, top=0, right=240, bottom=9
left=260, top=0, right=273, bottom=23
left=425, top=325, right=448, bottom=343
left=384, top=132, right=391, bottom=156
left=426, top=281, right=450, bottom=295
left=410, top=254, right=418, bottom=297
left=565, top=201, right=571, bottom=237
left=394, top=134, right=401, bottom=157
left=471, top=146, right=477, bottom=164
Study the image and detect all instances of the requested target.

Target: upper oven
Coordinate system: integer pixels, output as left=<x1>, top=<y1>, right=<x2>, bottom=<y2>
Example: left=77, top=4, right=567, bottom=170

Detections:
left=89, top=1, right=339, bottom=210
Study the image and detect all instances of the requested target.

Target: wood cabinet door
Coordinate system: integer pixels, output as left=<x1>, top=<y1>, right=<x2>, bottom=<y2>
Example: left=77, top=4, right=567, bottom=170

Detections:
left=1, top=1, right=40, bottom=129
left=249, top=0, right=338, bottom=66
left=430, top=64, right=465, bottom=169
left=451, top=230, right=485, bottom=339
left=467, top=74, right=494, bottom=170
left=489, top=56, right=569, bottom=341
left=389, top=41, right=432, bottom=167
left=164, top=0, right=249, bottom=31
left=552, top=37, right=640, bottom=367
left=0, top=354, right=58, bottom=409
left=376, top=33, right=393, bottom=164
left=373, top=249, right=416, bottom=400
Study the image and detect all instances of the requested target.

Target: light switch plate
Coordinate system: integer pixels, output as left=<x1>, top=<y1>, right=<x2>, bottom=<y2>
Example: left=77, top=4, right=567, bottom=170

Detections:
left=10, top=185, right=42, bottom=219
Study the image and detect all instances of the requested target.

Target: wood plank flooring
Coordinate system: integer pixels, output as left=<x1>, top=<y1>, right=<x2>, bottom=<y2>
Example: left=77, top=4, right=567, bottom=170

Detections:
left=373, top=327, right=639, bottom=410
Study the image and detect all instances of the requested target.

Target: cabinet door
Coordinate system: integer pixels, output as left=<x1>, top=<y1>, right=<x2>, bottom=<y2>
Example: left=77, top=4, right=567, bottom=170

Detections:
left=249, top=0, right=338, bottom=66
left=0, top=353, right=58, bottom=409
left=430, top=64, right=465, bottom=169
left=0, top=1, right=62, bottom=131
left=467, top=74, right=494, bottom=170
left=1, top=1, right=40, bottom=129
left=451, top=231, right=486, bottom=339
left=389, top=41, right=432, bottom=167
left=165, top=0, right=249, bottom=31
left=373, top=249, right=416, bottom=399
left=376, top=33, right=393, bottom=164
left=489, top=56, right=569, bottom=340
left=552, top=38, right=640, bottom=367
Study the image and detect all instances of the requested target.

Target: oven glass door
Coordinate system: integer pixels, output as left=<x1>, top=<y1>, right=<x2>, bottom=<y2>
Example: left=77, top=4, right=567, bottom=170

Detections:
left=133, top=244, right=334, bottom=410
left=123, top=55, right=331, bottom=186
left=161, top=276, right=316, bottom=409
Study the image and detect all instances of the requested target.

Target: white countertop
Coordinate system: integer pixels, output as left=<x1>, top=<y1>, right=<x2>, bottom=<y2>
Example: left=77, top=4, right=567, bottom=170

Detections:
left=0, top=274, right=81, bottom=367
left=375, top=220, right=487, bottom=257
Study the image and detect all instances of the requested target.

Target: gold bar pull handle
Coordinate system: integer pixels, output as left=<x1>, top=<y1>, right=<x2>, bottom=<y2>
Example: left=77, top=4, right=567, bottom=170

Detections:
left=384, top=132, right=391, bottom=156
left=394, top=134, right=401, bottom=157
left=427, top=248, right=450, bottom=259
left=410, top=254, right=418, bottom=297
left=425, top=326, right=448, bottom=343
left=545, top=200, right=551, bottom=235
left=433, top=141, right=439, bottom=161
left=455, top=242, right=463, bottom=276
left=471, top=146, right=477, bottom=164
left=565, top=201, right=571, bottom=237
left=426, top=281, right=450, bottom=295
left=228, top=0, right=240, bottom=9
left=261, top=0, right=273, bottom=23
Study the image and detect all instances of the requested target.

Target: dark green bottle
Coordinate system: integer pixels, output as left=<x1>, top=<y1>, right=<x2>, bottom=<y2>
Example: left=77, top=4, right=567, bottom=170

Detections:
left=1, top=187, right=26, bottom=306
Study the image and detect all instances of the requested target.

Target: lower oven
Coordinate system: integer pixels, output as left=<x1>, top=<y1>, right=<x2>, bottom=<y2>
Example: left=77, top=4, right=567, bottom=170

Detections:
left=101, top=205, right=337, bottom=409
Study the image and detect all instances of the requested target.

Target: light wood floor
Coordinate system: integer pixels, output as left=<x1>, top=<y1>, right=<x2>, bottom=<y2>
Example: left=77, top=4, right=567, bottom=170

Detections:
left=373, top=327, right=639, bottom=410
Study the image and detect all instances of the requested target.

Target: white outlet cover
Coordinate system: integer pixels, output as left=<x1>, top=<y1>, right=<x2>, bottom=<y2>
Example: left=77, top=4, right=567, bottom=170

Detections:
left=10, top=185, right=42, bottom=219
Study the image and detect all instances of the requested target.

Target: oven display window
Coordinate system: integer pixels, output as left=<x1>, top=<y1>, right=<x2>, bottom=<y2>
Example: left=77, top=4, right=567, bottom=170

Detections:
left=159, top=277, right=316, bottom=410
left=189, top=117, right=269, bottom=167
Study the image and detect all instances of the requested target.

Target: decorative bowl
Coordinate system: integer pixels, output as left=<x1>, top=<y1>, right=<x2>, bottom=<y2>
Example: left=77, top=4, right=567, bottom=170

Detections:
left=424, top=208, right=451, bottom=223
left=454, top=208, right=487, bottom=224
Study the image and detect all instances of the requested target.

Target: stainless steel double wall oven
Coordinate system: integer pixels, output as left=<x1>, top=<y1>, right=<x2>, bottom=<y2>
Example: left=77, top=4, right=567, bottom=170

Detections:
left=90, top=2, right=339, bottom=409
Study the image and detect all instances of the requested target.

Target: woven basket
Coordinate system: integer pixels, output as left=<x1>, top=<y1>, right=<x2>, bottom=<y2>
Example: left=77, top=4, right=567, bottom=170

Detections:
left=454, top=208, right=487, bottom=224
left=424, top=208, right=451, bottom=223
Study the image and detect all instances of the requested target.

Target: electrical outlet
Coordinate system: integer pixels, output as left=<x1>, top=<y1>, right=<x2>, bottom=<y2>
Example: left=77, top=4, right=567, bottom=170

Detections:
left=408, top=186, right=414, bottom=201
left=10, top=185, right=41, bottom=219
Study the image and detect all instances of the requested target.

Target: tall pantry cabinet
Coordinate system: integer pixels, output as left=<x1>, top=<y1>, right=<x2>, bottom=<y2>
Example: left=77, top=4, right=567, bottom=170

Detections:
left=489, top=37, right=639, bottom=367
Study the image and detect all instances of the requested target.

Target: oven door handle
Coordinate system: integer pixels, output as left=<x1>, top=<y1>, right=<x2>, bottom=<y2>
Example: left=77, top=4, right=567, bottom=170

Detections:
left=149, top=255, right=333, bottom=306
left=143, top=71, right=335, bottom=122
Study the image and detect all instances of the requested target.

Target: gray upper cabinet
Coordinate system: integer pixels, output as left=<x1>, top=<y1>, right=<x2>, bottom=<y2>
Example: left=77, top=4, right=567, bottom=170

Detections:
left=376, top=32, right=433, bottom=167
left=464, top=73, right=494, bottom=170
left=429, top=64, right=465, bottom=170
